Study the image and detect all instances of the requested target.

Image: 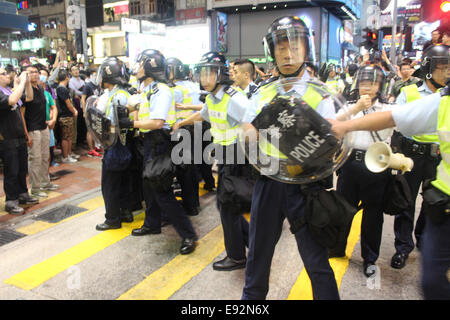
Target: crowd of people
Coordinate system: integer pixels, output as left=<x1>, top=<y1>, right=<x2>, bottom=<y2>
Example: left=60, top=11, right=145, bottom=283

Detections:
left=0, top=15, right=449, bottom=300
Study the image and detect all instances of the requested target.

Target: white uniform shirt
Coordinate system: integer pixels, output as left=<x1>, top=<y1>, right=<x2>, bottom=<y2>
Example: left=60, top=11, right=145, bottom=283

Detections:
left=345, top=100, right=394, bottom=151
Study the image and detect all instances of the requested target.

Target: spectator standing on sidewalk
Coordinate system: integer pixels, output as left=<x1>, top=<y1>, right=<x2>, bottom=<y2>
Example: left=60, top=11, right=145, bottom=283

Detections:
left=81, top=68, right=102, bottom=158
left=56, top=69, right=78, bottom=163
left=69, top=64, right=85, bottom=150
left=22, top=65, right=59, bottom=198
left=39, top=68, right=58, bottom=168
left=0, top=68, right=38, bottom=214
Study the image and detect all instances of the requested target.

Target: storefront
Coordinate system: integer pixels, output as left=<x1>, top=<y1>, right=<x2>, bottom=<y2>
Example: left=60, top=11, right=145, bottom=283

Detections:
left=209, top=1, right=360, bottom=66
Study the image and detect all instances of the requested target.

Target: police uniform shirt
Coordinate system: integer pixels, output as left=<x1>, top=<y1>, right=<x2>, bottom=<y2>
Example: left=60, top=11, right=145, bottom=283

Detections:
left=395, top=81, right=433, bottom=105
left=178, top=80, right=203, bottom=106
left=340, top=100, right=394, bottom=151
left=142, top=81, right=173, bottom=130
left=395, top=81, right=438, bottom=140
left=199, top=85, right=251, bottom=130
left=392, top=92, right=441, bottom=137
left=244, top=82, right=257, bottom=95
left=243, top=71, right=337, bottom=123
left=99, top=86, right=129, bottom=126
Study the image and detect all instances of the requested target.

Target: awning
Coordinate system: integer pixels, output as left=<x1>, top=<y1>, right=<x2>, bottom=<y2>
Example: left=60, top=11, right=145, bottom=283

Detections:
left=342, top=41, right=359, bottom=52
left=0, top=12, right=28, bottom=33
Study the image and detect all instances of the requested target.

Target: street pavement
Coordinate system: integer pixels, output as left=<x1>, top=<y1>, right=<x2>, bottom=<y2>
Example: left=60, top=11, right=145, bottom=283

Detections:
left=0, top=146, right=425, bottom=302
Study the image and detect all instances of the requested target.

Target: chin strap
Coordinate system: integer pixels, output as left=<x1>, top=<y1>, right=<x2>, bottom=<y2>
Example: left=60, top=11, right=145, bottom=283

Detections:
left=428, top=76, right=444, bottom=90
left=278, top=63, right=305, bottom=78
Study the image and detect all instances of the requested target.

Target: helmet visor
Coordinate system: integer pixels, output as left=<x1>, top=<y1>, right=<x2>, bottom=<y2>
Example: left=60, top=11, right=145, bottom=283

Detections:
left=194, top=65, right=219, bottom=90
left=429, top=56, right=450, bottom=81
left=355, top=67, right=384, bottom=93
left=264, top=27, right=314, bottom=73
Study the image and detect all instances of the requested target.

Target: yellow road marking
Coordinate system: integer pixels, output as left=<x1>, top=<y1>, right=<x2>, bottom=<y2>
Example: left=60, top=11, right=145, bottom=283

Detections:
left=16, top=196, right=104, bottom=235
left=287, top=210, right=363, bottom=300
left=4, top=212, right=145, bottom=291
left=0, top=192, right=62, bottom=217
left=118, top=225, right=225, bottom=300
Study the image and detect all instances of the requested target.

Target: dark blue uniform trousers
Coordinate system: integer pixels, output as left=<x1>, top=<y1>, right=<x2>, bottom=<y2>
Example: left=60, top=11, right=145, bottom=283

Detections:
left=421, top=214, right=450, bottom=299
left=101, top=156, right=133, bottom=226
left=336, top=159, right=390, bottom=264
left=242, top=177, right=339, bottom=300
left=216, top=163, right=249, bottom=261
left=177, top=164, right=200, bottom=210
left=394, top=153, right=440, bottom=254
left=142, top=133, right=197, bottom=240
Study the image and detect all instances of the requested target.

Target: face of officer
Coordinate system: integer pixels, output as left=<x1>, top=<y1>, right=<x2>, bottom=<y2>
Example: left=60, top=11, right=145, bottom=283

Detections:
left=233, top=65, right=251, bottom=90
left=136, top=61, right=147, bottom=81
left=431, top=62, right=449, bottom=86
left=199, top=66, right=218, bottom=92
left=359, top=80, right=380, bottom=101
left=229, top=62, right=235, bottom=81
left=274, top=37, right=306, bottom=77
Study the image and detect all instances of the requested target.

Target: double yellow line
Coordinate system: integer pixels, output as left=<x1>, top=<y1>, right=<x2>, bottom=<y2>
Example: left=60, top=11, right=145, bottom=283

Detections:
left=5, top=188, right=362, bottom=299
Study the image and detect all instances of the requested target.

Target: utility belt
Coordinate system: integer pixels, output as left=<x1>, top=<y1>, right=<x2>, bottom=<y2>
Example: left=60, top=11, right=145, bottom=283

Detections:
left=422, top=180, right=450, bottom=225
left=349, top=149, right=366, bottom=162
left=401, top=137, right=440, bottom=159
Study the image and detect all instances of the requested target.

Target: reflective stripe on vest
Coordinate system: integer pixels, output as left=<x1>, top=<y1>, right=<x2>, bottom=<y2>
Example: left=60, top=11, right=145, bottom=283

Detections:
left=431, top=95, right=450, bottom=195
left=326, top=80, right=338, bottom=93
left=206, top=92, right=239, bottom=146
left=256, top=83, right=324, bottom=159
left=402, top=84, right=439, bottom=143
left=174, top=84, right=194, bottom=120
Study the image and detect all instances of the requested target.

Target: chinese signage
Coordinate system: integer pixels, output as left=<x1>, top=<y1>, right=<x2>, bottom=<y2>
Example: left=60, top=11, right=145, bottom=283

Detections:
left=121, top=17, right=140, bottom=33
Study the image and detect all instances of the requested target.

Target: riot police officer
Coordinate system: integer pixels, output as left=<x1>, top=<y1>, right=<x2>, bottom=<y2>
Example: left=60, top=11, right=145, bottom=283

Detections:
left=330, top=81, right=450, bottom=300
left=94, top=57, right=135, bottom=231
left=240, top=16, right=340, bottom=300
left=331, top=65, right=394, bottom=278
left=172, top=52, right=251, bottom=271
left=167, top=57, right=200, bottom=216
left=124, top=49, right=197, bottom=255
left=391, top=44, right=450, bottom=269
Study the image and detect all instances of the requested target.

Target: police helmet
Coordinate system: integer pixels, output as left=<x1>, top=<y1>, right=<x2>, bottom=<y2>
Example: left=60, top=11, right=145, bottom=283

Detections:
left=96, top=57, right=129, bottom=88
left=194, top=51, right=232, bottom=91
left=263, top=16, right=315, bottom=77
left=166, top=57, right=189, bottom=81
left=415, top=44, right=450, bottom=83
left=354, top=64, right=386, bottom=101
left=133, top=49, right=168, bottom=82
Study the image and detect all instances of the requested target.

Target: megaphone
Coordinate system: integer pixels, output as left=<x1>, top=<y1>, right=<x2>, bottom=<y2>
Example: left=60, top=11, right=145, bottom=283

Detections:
left=365, top=142, right=414, bottom=173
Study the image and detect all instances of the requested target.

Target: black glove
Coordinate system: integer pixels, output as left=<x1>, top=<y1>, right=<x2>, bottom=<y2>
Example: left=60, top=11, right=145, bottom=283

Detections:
left=318, top=63, right=331, bottom=82
left=117, top=105, right=134, bottom=129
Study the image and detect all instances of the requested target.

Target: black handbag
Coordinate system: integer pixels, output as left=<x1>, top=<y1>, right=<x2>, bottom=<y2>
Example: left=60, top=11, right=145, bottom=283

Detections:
left=217, top=165, right=255, bottom=212
left=103, top=142, right=132, bottom=172
left=290, top=187, right=358, bottom=249
left=142, top=152, right=176, bottom=192
left=383, top=172, right=413, bottom=216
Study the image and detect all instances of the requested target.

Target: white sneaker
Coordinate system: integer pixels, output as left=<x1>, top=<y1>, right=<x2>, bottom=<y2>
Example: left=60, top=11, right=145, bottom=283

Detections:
left=70, top=153, right=80, bottom=159
left=62, top=157, right=77, bottom=163
left=41, top=183, right=59, bottom=191
left=31, top=189, right=48, bottom=198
